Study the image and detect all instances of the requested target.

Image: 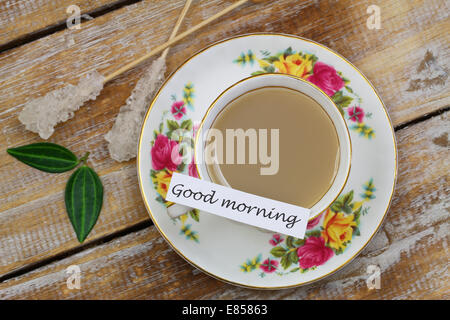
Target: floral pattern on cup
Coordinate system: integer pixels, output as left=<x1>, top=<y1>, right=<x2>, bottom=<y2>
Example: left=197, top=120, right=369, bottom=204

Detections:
left=234, top=47, right=375, bottom=139
left=240, top=179, right=376, bottom=276
left=150, top=83, right=200, bottom=242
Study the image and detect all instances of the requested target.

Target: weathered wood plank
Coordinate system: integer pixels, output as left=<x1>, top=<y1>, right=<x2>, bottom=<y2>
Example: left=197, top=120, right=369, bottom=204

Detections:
left=0, top=0, right=190, bottom=276
left=0, top=0, right=449, bottom=280
left=0, top=0, right=130, bottom=47
left=0, top=112, right=447, bottom=299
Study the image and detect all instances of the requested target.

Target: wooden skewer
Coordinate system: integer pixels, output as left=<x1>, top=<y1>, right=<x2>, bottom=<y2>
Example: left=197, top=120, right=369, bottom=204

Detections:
left=103, top=0, right=251, bottom=83
left=161, top=0, right=193, bottom=61
left=103, top=0, right=192, bottom=84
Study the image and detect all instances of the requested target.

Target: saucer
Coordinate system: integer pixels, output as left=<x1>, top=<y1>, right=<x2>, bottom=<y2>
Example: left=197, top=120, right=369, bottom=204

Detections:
left=137, top=33, right=397, bottom=289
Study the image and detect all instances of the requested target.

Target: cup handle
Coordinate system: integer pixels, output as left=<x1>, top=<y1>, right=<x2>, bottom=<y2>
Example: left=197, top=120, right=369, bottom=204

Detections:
left=167, top=203, right=194, bottom=219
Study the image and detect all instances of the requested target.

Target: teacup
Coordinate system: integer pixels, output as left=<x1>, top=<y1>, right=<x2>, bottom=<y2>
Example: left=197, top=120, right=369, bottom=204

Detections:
left=193, top=73, right=351, bottom=220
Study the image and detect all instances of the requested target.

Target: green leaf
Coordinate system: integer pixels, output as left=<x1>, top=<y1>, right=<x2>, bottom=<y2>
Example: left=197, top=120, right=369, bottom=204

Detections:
left=294, top=238, right=305, bottom=246
left=251, top=71, right=266, bottom=76
left=337, top=104, right=345, bottom=116
left=172, top=127, right=194, bottom=143
left=262, top=65, right=275, bottom=73
left=65, top=165, right=103, bottom=243
left=330, top=199, right=344, bottom=212
left=288, top=250, right=299, bottom=264
left=332, top=191, right=354, bottom=213
left=283, top=47, right=294, bottom=57
left=342, top=191, right=354, bottom=213
left=166, top=130, right=174, bottom=140
left=361, top=206, right=370, bottom=216
left=353, top=206, right=362, bottom=222
left=263, top=55, right=280, bottom=63
left=332, top=91, right=353, bottom=114
left=305, top=230, right=322, bottom=238
left=286, top=236, right=295, bottom=248
left=180, top=119, right=193, bottom=130
left=343, top=190, right=354, bottom=204
left=167, top=120, right=179, bottom=131
left=343, top=204, right=353, bottom=214
left=177, top=162, right=186, bottom=172
left=155, top=195, right=165, bottom=204
left=7, top=142, right=79, bottom=173
left=270, top=246, right=287, bottom=257
left=188, top=209, right=200, bottom=222
left=281, top=254, right=292, bottom=269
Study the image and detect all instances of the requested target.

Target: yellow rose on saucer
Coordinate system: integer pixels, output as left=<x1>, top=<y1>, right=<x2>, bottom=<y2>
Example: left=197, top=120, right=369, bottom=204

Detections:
left=321, top=209, right=357, bottom=251
left=273, top=53, right=313, bottom=78
left=152, top=170, right=173, bottom=205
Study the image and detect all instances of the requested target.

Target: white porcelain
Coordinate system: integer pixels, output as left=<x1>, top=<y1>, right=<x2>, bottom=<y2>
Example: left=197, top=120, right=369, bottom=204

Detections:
left=137, top=34, right=397, bottom=289
left=195, top=73, right=351, bottom=219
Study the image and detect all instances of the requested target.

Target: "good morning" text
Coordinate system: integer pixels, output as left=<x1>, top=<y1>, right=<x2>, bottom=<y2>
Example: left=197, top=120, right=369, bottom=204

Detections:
left=170, top=183, right=302, bottom=229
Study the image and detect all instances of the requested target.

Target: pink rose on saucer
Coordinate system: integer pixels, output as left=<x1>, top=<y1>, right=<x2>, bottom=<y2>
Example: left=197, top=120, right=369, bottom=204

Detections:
left=260, top=258, right=279, bottom=273
left=296, top=236, right=334, bottom=269
left=171, top=101, right=186, bottom=120
left=347, top=106, right=365, bottom=123
left=308, top=62, right=345, bottom=96
left=269, top=234, right=284, bottom=246
left=151, top=134, right=182, bottom=171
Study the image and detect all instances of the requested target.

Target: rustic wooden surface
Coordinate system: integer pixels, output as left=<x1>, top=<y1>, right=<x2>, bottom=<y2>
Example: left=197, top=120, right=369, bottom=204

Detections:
left=0, top=0, right=448, bottom=299
left=0, top=0, right=132, bottom=47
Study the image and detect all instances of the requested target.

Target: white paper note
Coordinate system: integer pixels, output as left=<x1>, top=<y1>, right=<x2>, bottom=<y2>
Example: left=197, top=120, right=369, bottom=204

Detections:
left=165, top=172, right=311, bottom=238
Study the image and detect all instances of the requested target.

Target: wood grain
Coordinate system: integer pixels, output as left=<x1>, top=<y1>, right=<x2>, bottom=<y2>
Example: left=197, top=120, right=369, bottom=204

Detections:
left=0, top=111, right=447, bottom=299
left=0, top=0, right=448, bottom=297
left=0, top=0, right=130, bottom=47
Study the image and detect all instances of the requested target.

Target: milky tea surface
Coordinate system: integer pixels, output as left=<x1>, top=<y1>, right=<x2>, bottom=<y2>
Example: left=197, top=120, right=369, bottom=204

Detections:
left=206, top=87, right=340, bottom=208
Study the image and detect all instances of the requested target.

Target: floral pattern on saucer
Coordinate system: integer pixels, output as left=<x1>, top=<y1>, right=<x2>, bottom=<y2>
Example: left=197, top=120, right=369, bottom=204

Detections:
left=234, top=47, right=375, bottom=139
left=150, top=83, right=200, bottom=242
left=139, top=34, right=397, bottom=288
left=240, top=179, right=376, bottom=277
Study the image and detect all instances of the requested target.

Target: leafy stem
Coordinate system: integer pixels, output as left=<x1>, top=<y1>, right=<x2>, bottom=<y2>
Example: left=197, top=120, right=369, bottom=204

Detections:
left=79, top=151, right=90, bottom=165
left=7, top=142, right=103, bottom=243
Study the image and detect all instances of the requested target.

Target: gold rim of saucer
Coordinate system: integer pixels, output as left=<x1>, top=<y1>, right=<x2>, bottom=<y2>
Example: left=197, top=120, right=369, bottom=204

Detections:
left=136, top=33, right=398, bottom=290
left=193, top=73, right=352, bottom=221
